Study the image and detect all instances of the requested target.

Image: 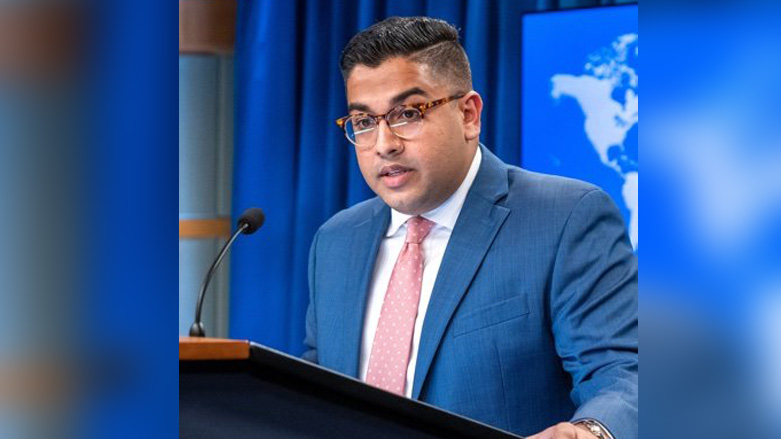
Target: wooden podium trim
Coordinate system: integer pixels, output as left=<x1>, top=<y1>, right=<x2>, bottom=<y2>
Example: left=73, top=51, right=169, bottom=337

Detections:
left=179, top=218, right=231, bottom=238
left=179, top=337, right=250, bottom=360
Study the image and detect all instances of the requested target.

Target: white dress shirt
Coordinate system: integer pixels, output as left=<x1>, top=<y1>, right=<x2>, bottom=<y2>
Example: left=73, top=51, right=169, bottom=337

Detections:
left=359, top=147, right=483, bottom=397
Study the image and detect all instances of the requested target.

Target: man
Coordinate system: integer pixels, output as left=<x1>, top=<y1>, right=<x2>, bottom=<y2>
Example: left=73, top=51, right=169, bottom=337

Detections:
left=303, top=16, right=637, bottom=439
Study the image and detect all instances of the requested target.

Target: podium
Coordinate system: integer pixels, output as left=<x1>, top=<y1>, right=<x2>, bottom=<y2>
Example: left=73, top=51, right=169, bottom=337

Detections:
left=180, top=337, right=522, bottom=438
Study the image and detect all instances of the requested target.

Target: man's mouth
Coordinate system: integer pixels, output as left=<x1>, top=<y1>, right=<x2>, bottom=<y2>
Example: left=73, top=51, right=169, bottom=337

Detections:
left=379, top=165, right=412, bottom=177
left=378, top=165, right=414, bottom=188
left=383, top=169, right=409, bottom=177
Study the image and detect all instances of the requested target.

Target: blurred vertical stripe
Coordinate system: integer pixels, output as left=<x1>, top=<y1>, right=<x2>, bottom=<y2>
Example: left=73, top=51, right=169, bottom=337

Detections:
left=0, top=1, right=84, bottom=437
left=84, top=0, right=178, bottom=437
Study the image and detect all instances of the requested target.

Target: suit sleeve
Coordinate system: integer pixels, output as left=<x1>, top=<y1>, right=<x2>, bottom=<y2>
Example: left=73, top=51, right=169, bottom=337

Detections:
left=549, top=189, right=638, bottom=439
left=301, top=228, right=320, bottom=364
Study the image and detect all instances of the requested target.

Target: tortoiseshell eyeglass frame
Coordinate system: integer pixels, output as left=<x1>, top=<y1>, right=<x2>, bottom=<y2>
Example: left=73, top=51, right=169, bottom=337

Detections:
left=334, top=93, right=467, bottom=133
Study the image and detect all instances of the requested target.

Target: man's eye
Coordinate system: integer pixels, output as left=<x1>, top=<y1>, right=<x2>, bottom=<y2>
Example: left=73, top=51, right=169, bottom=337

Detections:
left=400, top=109, right=420, bottom=120
left=354, top=118, right=374, bottom=129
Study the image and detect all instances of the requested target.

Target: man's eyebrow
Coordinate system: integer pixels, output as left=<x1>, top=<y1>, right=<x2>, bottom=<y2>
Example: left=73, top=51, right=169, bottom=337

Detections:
left=347, top=87, right=429, bottom=114
left=391, top=87, right=428, bottom=106
left=347, top=102, right=372, bottom=113
left=389, top=87, right=428, bottom=106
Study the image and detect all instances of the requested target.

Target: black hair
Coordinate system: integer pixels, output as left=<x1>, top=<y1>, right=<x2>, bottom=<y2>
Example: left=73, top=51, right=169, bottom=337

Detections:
left=340, top=16, right=472, bottom=91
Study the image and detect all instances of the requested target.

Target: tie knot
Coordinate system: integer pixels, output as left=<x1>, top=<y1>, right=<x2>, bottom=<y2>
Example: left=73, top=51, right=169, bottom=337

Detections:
left=405, top=216, right=435, bottom=244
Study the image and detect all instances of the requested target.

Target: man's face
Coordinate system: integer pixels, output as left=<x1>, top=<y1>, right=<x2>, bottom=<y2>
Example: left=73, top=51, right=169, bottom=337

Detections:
left=345, top=57, right=481, bottom=215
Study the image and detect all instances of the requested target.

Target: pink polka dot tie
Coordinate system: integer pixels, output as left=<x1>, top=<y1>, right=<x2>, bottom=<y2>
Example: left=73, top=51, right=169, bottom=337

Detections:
left=366, top=216, right=435, bottom=395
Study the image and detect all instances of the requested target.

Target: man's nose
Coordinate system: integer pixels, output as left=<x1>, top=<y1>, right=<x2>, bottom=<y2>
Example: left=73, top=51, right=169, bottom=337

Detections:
left=374, top=119, right=403, bottom=157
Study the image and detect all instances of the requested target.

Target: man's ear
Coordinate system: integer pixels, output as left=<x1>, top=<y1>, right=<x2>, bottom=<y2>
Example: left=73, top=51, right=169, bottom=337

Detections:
left=461, top=91, right=483, bottom=141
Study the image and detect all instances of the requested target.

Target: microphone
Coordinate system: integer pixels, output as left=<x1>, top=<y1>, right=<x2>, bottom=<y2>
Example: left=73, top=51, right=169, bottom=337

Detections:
left=189, top=208, right=265, bottom=337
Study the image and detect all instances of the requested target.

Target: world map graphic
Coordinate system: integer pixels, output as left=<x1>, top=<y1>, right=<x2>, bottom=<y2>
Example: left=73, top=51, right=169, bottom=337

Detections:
left=550, top=34, right=638, bottom=248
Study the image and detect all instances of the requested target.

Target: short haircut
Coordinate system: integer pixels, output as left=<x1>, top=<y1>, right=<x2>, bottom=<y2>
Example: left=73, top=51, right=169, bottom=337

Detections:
left=340, top=16, right=472, bottom=92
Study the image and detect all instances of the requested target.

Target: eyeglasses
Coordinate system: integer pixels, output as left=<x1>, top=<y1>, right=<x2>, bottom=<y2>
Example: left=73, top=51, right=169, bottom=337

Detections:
left=335, top=93, right=466, bottom=148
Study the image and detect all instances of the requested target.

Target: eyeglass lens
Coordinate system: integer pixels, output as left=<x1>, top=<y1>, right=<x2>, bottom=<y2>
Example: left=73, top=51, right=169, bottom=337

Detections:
left=345, top=106, right=424, bottom=146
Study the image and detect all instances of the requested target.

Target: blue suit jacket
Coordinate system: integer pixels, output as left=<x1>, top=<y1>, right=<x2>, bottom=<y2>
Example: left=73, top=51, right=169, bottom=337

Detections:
left=303, top=146, right=638, bottom=438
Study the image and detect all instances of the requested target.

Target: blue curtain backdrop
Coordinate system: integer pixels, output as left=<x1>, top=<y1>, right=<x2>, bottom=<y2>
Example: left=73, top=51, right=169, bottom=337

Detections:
left=230, top=0, right=617, bottom=354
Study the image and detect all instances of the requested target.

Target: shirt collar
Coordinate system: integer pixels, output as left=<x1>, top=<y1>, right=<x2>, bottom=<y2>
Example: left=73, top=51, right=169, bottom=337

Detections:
left=386, top=146, right=483, bottom=237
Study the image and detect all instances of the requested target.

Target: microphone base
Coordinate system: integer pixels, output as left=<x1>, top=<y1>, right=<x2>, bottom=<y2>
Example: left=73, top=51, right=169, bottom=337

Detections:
left=189, top=322, right=205, bottom=337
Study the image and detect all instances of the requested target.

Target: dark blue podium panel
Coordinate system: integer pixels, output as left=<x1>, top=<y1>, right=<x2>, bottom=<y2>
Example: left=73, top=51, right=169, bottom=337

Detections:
left=180, top=343, right=521, bottom=439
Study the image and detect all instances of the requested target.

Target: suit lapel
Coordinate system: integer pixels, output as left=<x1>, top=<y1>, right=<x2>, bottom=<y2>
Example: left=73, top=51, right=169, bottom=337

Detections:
left=334, top=201, right=389, bottom=378
left=412, top=147, right=510, bottom=399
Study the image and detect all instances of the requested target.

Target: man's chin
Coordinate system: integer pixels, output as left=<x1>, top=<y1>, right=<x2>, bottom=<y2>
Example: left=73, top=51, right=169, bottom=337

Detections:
left=387, top=201, right=432, bottom=216
left=381, top=195, right=420, bottom=215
